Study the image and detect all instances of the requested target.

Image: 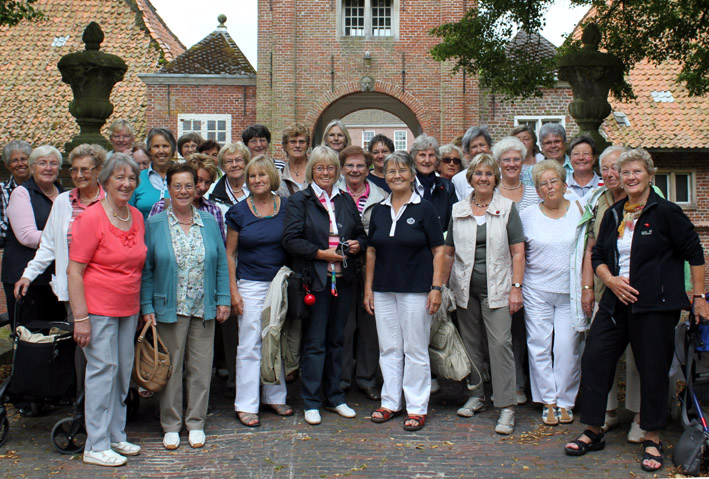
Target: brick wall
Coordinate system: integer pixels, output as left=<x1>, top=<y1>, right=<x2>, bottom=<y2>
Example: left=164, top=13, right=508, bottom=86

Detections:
left=144, top=84, right=257, bottom=142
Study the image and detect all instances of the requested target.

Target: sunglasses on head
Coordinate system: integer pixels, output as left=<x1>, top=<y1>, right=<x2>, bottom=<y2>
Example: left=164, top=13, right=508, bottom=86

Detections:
left=441, top=157, right=461, bottom=165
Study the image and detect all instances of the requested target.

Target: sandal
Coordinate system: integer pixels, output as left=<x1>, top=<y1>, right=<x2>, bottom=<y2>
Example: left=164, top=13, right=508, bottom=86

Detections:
left=370, top=408, right=400, bottom=424
left=640, top=440, right=663, bottom=472
left=564, top=429, right=605, bottom=456
left=265, top=404, right=294, bottom=416
left=403, top=414, right=426, bottom=431
left=236, top=412, right=261, bottom=427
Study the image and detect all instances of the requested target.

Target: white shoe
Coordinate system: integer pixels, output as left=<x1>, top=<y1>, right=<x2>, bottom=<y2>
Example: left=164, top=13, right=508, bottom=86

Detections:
left=602, top=412, right=620, bottom=432
left=627, top=420, right=646, bottom=443
left=163, top=432, right=180, bottom=450
left=457, top=397, right=485, bottom=417
left=304, top=409, right=321, bottom=425
left=110, top=441, right=141, bottom=456
left=83, top=449, right=127, bottom=467
left=494, top=408, right=515, bottom=435
left=326, top=403, right=356, bottom=418
left=430, top=378, right=441, bottom=394
left=516, top=390, right=528, bottom=405
left=188, top=430, right=206, bottom=448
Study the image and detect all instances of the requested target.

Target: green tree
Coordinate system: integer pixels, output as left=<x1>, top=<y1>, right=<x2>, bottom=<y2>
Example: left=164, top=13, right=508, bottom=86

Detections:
left=0, top=0, right=42, bottom=28
left=430, top=0, right=709, bottom=100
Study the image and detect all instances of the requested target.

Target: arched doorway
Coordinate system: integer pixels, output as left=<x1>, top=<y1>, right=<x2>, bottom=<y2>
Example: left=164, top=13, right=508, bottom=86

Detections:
left=312, top=92, right=423, bottom=146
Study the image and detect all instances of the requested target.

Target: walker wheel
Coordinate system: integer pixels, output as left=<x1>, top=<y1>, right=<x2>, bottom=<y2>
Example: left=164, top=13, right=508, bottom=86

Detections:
left=50, top=417, right=86, bottom=455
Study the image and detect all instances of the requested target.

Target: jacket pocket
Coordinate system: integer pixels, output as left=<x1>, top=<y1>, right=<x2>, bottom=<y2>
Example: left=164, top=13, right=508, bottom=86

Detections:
left=154, top=294, right=167, bottom=316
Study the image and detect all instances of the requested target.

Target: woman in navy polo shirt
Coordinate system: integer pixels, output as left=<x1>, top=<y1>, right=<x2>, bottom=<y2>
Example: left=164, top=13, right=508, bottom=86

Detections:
left=364, top=151, right=446, bottom=432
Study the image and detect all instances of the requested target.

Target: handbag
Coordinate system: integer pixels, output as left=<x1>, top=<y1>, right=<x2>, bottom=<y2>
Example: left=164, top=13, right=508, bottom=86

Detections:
left=132, top=321, right=172, bottom=393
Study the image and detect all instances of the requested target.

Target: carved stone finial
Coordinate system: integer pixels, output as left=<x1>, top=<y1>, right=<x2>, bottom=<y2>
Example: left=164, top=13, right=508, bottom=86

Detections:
left=82, top=21, right=104, bottom=51
left=581, top=23, right=601, bottom=51
left=218, top=14, right=227, bottom=28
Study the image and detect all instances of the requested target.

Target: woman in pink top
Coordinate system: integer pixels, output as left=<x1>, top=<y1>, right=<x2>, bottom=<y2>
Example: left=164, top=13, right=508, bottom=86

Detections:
left=67, top=153, right=147, bottom=468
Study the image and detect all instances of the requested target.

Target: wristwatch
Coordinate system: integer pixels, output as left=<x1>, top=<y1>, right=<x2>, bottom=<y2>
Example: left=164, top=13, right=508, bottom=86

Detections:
left=431, top=286, right=442, bottom=291
left=582, top=285, right=592, bottom=290
left=694, top=293, right=707, bottom=300
left=512, top=283, right=522, bottom=288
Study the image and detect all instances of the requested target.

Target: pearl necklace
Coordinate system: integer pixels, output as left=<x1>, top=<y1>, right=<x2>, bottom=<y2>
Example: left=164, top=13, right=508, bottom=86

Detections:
left=105, top=195, right=130, bottom=222
left=79, top=186, right=100, bottom=204
left=499, top=182, right=522, bottom=190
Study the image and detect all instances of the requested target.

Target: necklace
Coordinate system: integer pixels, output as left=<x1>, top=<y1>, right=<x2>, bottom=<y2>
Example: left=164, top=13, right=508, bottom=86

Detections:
left=41, top=185, right=58, bottom=198
left=79, top=186, right=100, bottom=204
left=250, top=194, right=277, bottom=219
left=472, top=193, right=490, bottom=209
left=500, top=182, right=522, bottom=190
left=105, top=195, right=130, bottom=222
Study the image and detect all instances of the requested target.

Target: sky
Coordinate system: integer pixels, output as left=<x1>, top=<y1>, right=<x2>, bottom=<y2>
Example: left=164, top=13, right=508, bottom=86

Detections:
left=149, top=0, right=588, bottom=68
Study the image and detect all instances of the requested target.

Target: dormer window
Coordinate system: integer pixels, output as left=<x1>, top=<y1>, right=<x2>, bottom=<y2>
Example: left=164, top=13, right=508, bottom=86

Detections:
left=341, top=0, right=397, bottom=38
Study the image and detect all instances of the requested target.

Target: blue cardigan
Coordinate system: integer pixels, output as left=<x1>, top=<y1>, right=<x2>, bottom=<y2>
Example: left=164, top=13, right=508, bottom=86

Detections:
left=140, top=209, right=230, bottom=323
left=130, top=168, right=169, bottom=219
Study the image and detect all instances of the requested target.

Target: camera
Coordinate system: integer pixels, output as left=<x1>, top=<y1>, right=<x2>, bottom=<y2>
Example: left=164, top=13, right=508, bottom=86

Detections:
left=335, top=240, right=350, bottom=256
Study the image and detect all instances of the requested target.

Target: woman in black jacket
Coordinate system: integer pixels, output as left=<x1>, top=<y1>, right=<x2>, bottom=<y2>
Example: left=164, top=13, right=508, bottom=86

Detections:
left=282, top=146, right=367, bottom=426
left=409, top=135, right=457, bottom=231
left=564, top=148, right=709, bottom=473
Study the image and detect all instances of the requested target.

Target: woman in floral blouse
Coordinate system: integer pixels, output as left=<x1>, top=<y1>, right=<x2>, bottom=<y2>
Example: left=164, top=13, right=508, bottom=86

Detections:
left=141, top=163, right=230, bottom=451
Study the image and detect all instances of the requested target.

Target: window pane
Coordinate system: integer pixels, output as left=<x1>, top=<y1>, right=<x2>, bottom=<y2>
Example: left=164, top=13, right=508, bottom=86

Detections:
left=218, top=132, right=226, bottom=143
left=654, top=174, right=669, bottom=199
left=675, top=174, right=690, bottom=203
left=207, top=132, right=216, bottom=140
left=207, top=120, right=216, bottom=131
left=371, top=0, right=392, bottom=36
left=344, top=0, right=365, bottom=36
left=193, top=120, right=201, bottom=131
left=362, top=131, right=375, bottom=149
left=394, top=131, right=407, bottom=151
left=218, top=120, right=226, bottom=130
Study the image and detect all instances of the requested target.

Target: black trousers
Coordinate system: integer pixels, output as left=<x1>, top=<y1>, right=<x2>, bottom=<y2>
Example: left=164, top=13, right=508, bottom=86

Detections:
left=579, top=303, right=679, bottom=431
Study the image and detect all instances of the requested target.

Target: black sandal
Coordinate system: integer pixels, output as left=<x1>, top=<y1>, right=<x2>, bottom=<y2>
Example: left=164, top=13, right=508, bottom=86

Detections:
left=564, top=429, right=605, bottom=456
left=640, top=440, right=663, bottom=472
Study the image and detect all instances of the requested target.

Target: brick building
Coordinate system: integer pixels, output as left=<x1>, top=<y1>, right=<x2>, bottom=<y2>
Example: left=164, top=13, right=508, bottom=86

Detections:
left=140, top=16, right=257, bottom=148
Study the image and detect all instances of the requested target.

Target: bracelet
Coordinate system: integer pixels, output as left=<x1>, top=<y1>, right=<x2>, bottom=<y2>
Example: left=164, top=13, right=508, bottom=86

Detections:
left=74, top=316, right=90, bottom=322
left=582, top=285, right=592, bottom=290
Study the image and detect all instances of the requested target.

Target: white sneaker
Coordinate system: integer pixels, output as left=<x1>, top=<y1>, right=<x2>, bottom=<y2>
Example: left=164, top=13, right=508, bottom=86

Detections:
left=516, top=390, right=528, bottom=405
left=304, top=409, right=321, bottom=425
left=110, top=441, right=141, bottom=456
left=163, top=432, right=180, bottom=450
left=83, top=449, right=127, bottom=467
left=430, top=378, right=441, bottom=394
left=456, top=397, right=485, bottom=417
left=326, top=403, right=356, bottom=418
left=602, top=412, right=620, bottom=432
left=495, top=408, right=515, bottom=435
left=627, top=420, right=646, bottom=443
left=188, top=430, right=206, bottom=448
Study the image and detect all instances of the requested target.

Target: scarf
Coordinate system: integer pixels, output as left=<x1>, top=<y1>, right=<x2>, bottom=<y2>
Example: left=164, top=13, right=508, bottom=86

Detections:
left=617, top=201, right=645, bottom=237
left=416, top=171, right=435, bottom=202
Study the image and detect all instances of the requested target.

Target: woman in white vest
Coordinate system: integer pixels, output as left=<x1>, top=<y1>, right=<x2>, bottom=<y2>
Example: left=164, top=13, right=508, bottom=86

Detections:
left=443, top=153, right=525, bottom=435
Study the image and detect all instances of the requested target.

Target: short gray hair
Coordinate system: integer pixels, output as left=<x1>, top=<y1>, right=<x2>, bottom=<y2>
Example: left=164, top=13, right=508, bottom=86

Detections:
left=29, top=145, right=62, bottom=167
left=532, top=159, right=567, bottom=189
left=461, top=126, right=492, bottom=155
left=409, top=134, right=440, bottom=162
left=616, top=148, right=656, bottom=176
left=491, top=136, right=527, bottom=164
left=108, top=118, right=134, bottom=137
left=439, top=144, right=465, bottom=167
left=68, top=144, right=107, bottom=168
left=99, top=152, right=140, bottom=188
left=539, top=123, right=567, bottom=143
left=383, top=151, right=416, bottom=186
left=3, top=140, right=32, bottom=165
left=305, top=146, right=340, bottom=183
left=599, top=145, right=628, bottom=166
left=322, top=120, right=351, bottom=148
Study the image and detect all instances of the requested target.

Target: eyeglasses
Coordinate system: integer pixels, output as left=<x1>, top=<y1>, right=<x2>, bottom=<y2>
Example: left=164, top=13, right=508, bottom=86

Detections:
left=441, top=157, right=462, bottom=165
left=288, top=139, right=307, bottom=146
left=35, top=161, right=59, bottom=169
left=111, top=135, right=132, bottom=141
left=69, top=166, right=97, bottom=176
left=9, top=157, right=28, bottom=165
left=248, top=138, right=268, bottom=146
left=170, top=184, right=195, bottom=192
left=620, top=169, right=646, bottom=178
left=223, top=158, right=244, bottom=166
left=344, top=164, right=367, bottom=170
left=385, top=168, right=410, bottom=176
left=314, top=165, right=337, bottom=173
left=539, top=178, right=561, bottom=189
left=542, top=139, right=564, bottom=147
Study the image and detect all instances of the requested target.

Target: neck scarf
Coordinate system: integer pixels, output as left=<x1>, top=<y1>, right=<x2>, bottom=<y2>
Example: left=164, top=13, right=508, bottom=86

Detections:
left=617, top=202, right=645, bottom=237
left=417, top=171, right=435, bottom=202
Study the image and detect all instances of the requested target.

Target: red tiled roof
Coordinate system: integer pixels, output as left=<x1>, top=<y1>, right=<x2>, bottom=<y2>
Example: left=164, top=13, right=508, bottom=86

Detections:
left=0, top=0, right=185, bottom=152
left=602, top=60, right=709, bottom=149
left=160, top=24, right=255, bottom=75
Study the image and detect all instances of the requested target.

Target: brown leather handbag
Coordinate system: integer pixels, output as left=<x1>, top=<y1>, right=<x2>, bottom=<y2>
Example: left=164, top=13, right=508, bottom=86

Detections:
left=132, top=321, right=172, bottom=392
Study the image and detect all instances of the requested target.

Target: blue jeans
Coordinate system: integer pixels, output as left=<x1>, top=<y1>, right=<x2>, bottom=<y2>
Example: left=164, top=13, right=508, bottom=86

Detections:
left=300, top=277, right=353, bottom=410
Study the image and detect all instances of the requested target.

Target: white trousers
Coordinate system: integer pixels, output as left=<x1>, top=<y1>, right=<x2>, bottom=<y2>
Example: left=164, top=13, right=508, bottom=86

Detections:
left=234, top=279, right=287, bottom=413
left=523, top=286, right=582, bottom=409
left=82, top=313, right=138, bottom=452
left=374, top=292, right=431, bottom=415
left=606, top=345, right=641, bottom=412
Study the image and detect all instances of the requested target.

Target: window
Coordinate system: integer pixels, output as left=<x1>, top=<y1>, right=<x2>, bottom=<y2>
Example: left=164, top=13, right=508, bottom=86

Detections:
left=178, top=114, right=231, bottom=144
left=654, top=170, right=695, bottom=207
left=362, top=130, right=375, bottom=149
left=394, top=130, right=407, bottom=151
left=341, top=0, right=397, bottom=38
left=514, top=116, right=565, bottom=147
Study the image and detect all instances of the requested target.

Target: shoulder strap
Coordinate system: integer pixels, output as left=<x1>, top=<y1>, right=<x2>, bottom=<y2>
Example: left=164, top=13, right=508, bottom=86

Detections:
left=287, top=182, right=295, bottom=196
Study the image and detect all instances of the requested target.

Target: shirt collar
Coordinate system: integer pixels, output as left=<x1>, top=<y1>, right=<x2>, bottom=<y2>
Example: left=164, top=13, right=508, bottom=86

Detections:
left=69, top=184, right=105, bottom=207
left=167, top=205, right=204, bottom=227
left=382, top=191, right=421, bottom=207
left=311, top=181, right=340, bottom=200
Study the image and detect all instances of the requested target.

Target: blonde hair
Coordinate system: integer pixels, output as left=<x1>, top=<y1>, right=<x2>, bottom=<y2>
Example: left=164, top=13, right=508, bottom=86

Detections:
left=466, top=153, right=500, bottom=187
left=245, top=155, right=281, bottom=191
left=305, top=146, right=340, bottom=183
left=217, top=142, right=250, bottom=169
left=532, top=159, right=567, bottom=189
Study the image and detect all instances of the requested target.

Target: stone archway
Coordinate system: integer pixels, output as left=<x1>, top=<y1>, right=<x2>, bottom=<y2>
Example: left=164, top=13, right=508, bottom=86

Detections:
left=304, top=81, right=431, bottom=144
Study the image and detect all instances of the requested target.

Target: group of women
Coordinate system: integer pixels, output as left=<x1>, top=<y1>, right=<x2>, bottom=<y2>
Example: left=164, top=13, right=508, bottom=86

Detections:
left=2, top=119, right=706, bottom=473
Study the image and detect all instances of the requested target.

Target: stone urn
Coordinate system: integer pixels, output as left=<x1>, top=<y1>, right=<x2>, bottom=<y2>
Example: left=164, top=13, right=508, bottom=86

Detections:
left=557, top=23, right=624, bottom=151
left=57, top=22, right=127, bottom=152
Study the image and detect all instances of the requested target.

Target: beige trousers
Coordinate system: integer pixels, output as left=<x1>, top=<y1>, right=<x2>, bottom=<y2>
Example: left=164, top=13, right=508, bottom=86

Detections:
left=157, top=315, right=215, bottom=432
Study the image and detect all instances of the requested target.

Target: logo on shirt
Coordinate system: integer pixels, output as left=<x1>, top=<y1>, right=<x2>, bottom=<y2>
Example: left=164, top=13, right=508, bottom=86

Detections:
left=641, top=229, right=653, bottom=236
left=406, top=217, right=415, bottom=225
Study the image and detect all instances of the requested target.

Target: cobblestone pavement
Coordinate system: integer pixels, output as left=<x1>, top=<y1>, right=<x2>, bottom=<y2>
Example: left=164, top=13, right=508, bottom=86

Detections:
left=0, top=378, right=685, bottom=479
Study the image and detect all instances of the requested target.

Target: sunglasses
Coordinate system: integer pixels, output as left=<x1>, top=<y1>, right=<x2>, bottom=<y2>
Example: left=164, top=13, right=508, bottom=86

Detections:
left=441, top=157, right=462, bottom=165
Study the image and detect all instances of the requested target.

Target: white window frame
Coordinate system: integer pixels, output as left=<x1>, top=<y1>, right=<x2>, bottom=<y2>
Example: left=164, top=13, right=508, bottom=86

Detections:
left=362, top=130, right=375, bottom=149
left=338, top=0, right=399, bottom=39
left=654, top=170, right=696, bottom=208
left=394, top=130, right=407, bottom=151
left=177, top=114, right=231, bottom=147
left=514, top=116, right=566, bottom=148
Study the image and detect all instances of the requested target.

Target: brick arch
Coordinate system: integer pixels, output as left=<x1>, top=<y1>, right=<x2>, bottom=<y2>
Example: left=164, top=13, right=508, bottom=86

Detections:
left=304, top=80, right=433, bottom=141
